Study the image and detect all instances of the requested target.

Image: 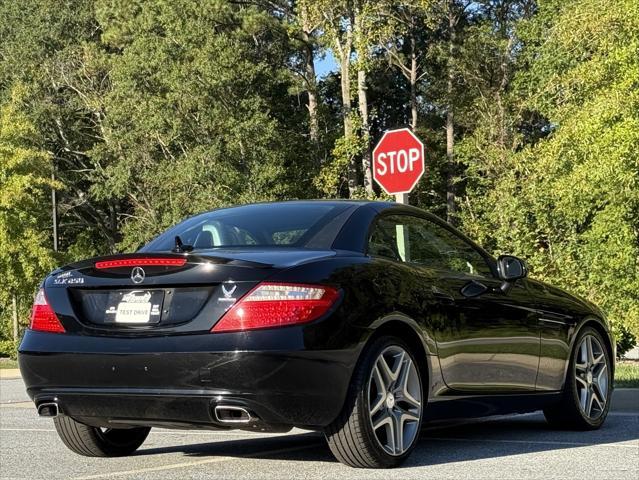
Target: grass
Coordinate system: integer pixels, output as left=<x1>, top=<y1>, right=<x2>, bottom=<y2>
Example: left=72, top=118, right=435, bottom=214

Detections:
left=615, top=361, right=639, bottom=388
left=0, top=357, right=18, bottom=369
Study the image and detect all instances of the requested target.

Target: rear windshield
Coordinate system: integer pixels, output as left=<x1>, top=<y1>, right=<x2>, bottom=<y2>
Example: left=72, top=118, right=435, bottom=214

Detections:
left=141, top=203, right=352, bottom=252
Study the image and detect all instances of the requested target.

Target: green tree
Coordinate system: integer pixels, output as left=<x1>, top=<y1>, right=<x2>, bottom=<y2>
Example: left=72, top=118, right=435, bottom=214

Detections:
left=94, top=0, right=310, bottom=250
left=0, top=0, right=116, bottom=256
left=462, top=0, right=639, bottom=337
left=0, top=86, right=59, bottom=349
left=303, top=0, right=365, bottom=197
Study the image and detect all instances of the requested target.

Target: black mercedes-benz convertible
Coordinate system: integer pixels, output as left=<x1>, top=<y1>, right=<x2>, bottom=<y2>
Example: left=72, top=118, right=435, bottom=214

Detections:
left=19, top=200, right=614, bottom=468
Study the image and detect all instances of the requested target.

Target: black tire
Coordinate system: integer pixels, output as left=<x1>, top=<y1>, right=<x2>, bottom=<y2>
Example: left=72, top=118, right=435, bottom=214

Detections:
left=53, top=416, right=150, bottom=457
left=324, top=336, right=424, bottom=468
left=543, top=326, right=612, bottom=430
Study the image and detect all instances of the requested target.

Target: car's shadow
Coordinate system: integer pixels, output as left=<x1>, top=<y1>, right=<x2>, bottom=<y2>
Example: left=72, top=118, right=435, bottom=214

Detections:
left=136, top=413, right=638, bottom=467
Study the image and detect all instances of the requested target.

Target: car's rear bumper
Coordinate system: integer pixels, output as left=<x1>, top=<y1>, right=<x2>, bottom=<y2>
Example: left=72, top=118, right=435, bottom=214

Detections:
left=18, top=330, right=359, bottom=429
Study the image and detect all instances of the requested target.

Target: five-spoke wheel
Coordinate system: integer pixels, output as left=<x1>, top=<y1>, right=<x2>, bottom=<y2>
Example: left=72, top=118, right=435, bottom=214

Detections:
left=544, top=327, right=612, bottom=430
left=574, top=334, right=609, bottom=419
left=325, top=336, right=424, bottom=468
left=368, top=346, right=422, bottom=456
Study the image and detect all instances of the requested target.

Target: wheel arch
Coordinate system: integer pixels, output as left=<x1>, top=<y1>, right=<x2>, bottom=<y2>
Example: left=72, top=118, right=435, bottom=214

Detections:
left=563, top=316, right=616, bottom=389
left=360, top=315, right=434, bottom=403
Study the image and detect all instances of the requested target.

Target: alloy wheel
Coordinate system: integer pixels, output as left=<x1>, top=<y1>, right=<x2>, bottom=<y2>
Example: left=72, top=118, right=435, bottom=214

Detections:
left=575, top=334, right=609, bottom=419
left=368, top=345, right=422, bottom=456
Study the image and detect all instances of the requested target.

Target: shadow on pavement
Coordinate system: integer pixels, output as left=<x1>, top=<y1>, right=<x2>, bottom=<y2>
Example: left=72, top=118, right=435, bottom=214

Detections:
left=407, top=413, right=637, bottom=467
left=137, top=431, right=332, bottom=462
left=135, top=413, right=638, bottom=466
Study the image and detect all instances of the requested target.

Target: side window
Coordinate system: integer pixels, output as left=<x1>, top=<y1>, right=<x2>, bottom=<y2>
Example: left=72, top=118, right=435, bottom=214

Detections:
left=368, top=217, right=402, bottom=261
left=368, top=215, right=493, bottom=278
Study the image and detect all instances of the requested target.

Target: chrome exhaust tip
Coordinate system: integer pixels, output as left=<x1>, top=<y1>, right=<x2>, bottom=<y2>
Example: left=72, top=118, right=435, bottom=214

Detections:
left=37, top=402, right=59, bottom=418
left=214, top=405, right=252, bottom=423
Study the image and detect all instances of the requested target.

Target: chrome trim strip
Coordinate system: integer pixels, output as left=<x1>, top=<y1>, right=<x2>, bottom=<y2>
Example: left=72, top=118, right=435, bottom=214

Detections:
left=539, top=318, right=566, bottom=325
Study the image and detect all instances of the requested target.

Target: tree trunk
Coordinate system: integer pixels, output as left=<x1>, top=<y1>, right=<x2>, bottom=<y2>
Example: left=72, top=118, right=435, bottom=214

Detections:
left=339, top=53, right=351, bottom=138
left=300, top=11, right=319, bottom=146
left=446, top=1, right=457, bottom=225
left=306, top=66, right=319, bottom=144
left=12, top=293, right=18, bottom=342
left=410, top=33, right=418, bottom=130
left=446, top=105, right=455, bottom=224
left=497, top=36, right=513, bottom=162
left=358, top=69, right=373, bottom=195
left=337, top=29, right=356, bottom=196
left=353, top=4, right=372, bottom=195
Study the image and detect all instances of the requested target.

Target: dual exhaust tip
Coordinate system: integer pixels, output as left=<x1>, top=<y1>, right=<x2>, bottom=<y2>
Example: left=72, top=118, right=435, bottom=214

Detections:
left=37, top=402, right=59, bottom=418
left=214, top=405, right=252, bottom=424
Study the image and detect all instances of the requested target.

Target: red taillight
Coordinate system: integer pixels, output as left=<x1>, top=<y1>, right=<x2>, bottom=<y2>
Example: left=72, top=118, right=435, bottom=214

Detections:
left=211, top=283, right=340, bottom=333
left=94, top=257, right=187, bottom=269
left=30, top=289, right=65, bottom=333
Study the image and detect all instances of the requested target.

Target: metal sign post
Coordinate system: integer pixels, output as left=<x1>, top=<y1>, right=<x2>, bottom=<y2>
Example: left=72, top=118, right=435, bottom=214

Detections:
left=394, top=193, right=409, bottom=205
left=394, top=193, right=410, bottom=260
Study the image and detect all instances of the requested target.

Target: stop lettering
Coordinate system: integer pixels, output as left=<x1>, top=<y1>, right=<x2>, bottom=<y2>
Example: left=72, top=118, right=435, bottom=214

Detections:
left=372, top=128, right=425, bottom=195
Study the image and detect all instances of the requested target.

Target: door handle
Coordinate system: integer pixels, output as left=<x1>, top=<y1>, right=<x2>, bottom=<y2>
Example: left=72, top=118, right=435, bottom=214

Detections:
left=431, top=286, right=455, bottom=304
left=460, top=280, right=490, bottom=298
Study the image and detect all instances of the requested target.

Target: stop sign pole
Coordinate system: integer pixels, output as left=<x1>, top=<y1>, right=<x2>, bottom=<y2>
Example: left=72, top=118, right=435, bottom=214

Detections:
left=372, top=128, right=425, bottom=205
left=395, top=192, right=409, bottom=204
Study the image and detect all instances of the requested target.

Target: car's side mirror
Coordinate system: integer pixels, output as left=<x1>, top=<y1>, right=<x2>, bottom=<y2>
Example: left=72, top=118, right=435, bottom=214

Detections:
left=497, top=255, right=528, bottom=292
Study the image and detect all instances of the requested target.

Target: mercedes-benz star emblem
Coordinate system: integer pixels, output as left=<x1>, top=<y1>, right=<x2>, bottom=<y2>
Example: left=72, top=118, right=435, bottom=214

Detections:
left=131, top=266, right=145, bottom=284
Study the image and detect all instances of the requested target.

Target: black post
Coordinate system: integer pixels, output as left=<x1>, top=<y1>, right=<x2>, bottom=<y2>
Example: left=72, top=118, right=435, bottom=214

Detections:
left=51, top=171, right=58, bottom=252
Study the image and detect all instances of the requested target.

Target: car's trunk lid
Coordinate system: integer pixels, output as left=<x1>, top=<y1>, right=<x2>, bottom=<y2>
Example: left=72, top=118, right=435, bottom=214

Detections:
left=44, top=250, right=335, bottom=335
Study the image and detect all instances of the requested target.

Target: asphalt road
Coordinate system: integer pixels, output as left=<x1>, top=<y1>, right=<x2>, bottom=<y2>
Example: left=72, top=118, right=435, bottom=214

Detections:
left=1, top=377, right=637, bottom=480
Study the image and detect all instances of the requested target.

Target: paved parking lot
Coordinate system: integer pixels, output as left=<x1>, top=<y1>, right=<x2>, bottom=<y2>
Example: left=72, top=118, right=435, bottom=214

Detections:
left=1, top=376, right=637, bottom=480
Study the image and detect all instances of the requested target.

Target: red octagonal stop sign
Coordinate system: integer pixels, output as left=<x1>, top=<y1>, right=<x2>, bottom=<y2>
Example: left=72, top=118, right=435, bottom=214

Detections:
left=373, top=128, right=425, bottom=195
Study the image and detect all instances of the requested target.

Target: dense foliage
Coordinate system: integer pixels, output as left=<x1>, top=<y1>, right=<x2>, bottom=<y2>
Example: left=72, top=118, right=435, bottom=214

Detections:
left=0, top=0, right=637, bottom=355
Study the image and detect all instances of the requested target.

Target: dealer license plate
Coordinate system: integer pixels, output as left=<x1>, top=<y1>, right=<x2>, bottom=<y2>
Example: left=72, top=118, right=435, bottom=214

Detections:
left=105, top=290, right=164, bottom=324
left=115, top=302, right=152, bottom=323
